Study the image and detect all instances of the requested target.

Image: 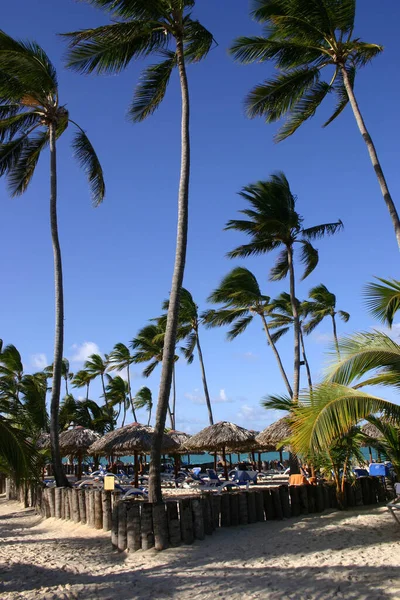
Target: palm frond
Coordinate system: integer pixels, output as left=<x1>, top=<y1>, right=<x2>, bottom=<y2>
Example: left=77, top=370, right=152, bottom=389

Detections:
left=337, top=310, right=350, bottom=323
left=269, top=249, right=289, bottom=281
left=71, top=126, right=105, bottom=206
left=323, top=66, right=355, bottom=127
left=299, top=239, right=319, bottom=279
left=262, top=393, right=293, bottom=412
left=7, top=130, right=48, bottom=196
left=275, top=81, right=330, bottom=141
left=269, top=326, right=290, bottom=344
left=183, top=18, right=214, bottom=63
left=302, top=219, right=343, bottom=240
left=364, top=278, right=400, bottom=328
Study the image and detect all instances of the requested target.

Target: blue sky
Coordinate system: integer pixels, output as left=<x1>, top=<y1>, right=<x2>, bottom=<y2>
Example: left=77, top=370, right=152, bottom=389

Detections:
left=1, top=0, right=399, bottom=433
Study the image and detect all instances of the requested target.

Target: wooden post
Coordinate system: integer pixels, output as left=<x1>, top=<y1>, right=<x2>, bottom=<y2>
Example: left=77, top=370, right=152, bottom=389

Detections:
left=322, top=485, right=330, bottom=509
left=141, top=502, right=155, bottom=550
left=71, top=488, right=80, bottom=523
left=111, top=499, right=119, bottom=549
left=78, top=489, right=86, bottom=524
left=94, top=490, right=103, bottom=529
left=255, top=491, right=265, bottom=522
left=238, top=492, right=248, bottom=525
left=247, top=491, right=257, bottom=524
left=375, top=477, right=386, bottom=502
left=289, top=486, right=301, bottom=517
left=271, top=487, right=283, bottom=520
left=127, top=502, right=142, bottom=552
left=88, top=489, right=95, bottom=528
left=54, top=487, right=62, bottom=519
left=220, top=493, right=231, bottom=527
left=211, top=494, right=221, bottom=529
left=166, top=501, right=181, bottom=547
left=192, top=497, right=205, bottom=540
left=5, top=478, right=11, bottom=500
left=299, top=485, right=309, bottom=515
left=263, top=489, right=275, bottom=521
left=202, top=495, right=213, bottom=535
left=60, top=488, right=65, bottom=520
left=117, top=501, right=128, bottom=552
left=229, top=493, right=239, bottom=526
left=153, top=503, right=169, bottom=551
left=64, top=488, right=70, bottom=520
left=345, top=482, right=355, bottom=508
left=360, top=477, right=369, bottom=505
left=315, top=485, right=324, bottom=512
left=48, top=487, right=56, bottom=517
left=279, top=486, right=291, bottom=519
left=102, top=491, right=112, bottom=531
left=306, top=485, right=316, bottom=513
left=179, top=498, right=194, bottom=544
left=84, top=489, right=90, bottom=523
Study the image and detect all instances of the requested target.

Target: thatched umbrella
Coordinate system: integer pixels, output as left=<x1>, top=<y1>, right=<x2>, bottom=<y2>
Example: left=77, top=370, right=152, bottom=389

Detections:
left=256, top=417, right=291, bottom=463
left=89, top=422, right=179, bottom=486
left=184, top=421, right=255, bottom=480
left=167, top=430, right=191, bottom=477
left=361, top=422, right=383, bottom=463
left=59, top=426, right=100, bottom=479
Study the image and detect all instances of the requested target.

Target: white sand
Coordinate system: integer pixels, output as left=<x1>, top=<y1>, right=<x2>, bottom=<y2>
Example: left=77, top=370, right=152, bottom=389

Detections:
left=0, top=497, right=399, bottom=600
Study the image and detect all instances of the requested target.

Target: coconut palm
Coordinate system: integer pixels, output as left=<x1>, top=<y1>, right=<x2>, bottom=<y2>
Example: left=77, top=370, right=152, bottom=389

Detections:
left=364, top=278, right=400, bottom=328
left=59, top=395, right=113, bottom=434
left=162, top=288, right=214, bottom=425
left=226, top=172, right=342, bottom=401
left=134, top=386, right=153, bottom=426
left=230, top=0, right=400, bottom=248
left=108, top=342, right=137, bottom=421
left=44, top=358, right=73, bottom=396
left=361, top=415, right=400, bottom=479
left=72, top=369, right=92, bottom=401
left=203, top=267, right=292, bottom=397
left=303, top=284, right=350, bottom=358
left=105, top=375, right=130, bottom=426
left=84, top=354, right=111, bottom=414
left=131, top=323, right=177, bottom=428
left=63, top=0, right=214, bottom=510
left=268, top=292, right=313, bottom=391
left=0, top=32, right=105, bottom=486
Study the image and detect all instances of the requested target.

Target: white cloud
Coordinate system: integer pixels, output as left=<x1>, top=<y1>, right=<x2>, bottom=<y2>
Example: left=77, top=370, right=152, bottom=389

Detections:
left=312, top=332, right=332, bottom=344
left=185, top=388, right=233, bottom=406
left=237, top=403, right=265, bottom=424
left=31, top=353, right=48, bottom=370
left=219, top=389, right=227, bottom=402
left=374, top=322, right=400, bottom=340
left=70, top=341, right=100, bottom=363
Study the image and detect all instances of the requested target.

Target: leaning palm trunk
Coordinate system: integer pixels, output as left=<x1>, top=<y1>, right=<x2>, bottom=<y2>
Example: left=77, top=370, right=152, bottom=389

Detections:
left=341, top=67, right=400, bottom=250
left=149, top=37, right=190, bottom=506
left=287, top=246, right=301, bottom=401
left=196, top=335, right=214, bottom=425
left=49, top=122, right=69, bottom=488
left=126, top=366, right=137, bottom=422
left=331, top=314, right=340, bottom=359
left=299, top=328, right=313, bottom=391
left=260, top=313, right=292, bottom=397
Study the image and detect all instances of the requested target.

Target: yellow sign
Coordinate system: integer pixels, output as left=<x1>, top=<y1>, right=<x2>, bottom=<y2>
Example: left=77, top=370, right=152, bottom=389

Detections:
left=103, top=475, right=115, bottom=491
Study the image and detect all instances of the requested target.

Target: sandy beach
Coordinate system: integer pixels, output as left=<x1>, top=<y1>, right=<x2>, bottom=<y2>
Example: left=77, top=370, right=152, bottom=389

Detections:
left=0, top=497, right=399, bottom=600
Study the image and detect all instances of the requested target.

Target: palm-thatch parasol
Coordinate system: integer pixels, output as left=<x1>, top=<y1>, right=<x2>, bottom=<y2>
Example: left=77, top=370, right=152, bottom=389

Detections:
left=89, top=422, right=179, bottom=486
left=256, top=417, right=292, bottom=462
left=58, top=426, right=100, bottom=479
left=184, top=421, right=255, bottom=479
left=360, top=422, right=383, bottom=463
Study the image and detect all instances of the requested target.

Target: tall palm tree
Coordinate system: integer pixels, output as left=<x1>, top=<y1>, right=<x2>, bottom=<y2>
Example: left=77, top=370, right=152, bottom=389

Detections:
left=131, top=323, right=176, bottom=428
left=268, top=292, right=313, bottom=391
left=72, top=369, right=92, bottom=401
left=230, top=0, right=400, bottom=248
left=63, top=0, right=214, bottom=508
left=303, top=283, right=350, bottom=358
left=364, top=278, right=400, bottom=328
left=226, top=172, right=342, bottom=401
left=162, top=288, right=214, bottom=425
left=105, top=375, right=130, bottom=426
left=44, top=358, right=73, bottom=396
left=59, top=395, right=113, bottom=434
left=134, top=386, right=153, bottom=426
left=203, top=267, right=292, bottom=397
left=84, top=354, right=113, bottom=427
left=0, top=32, right=105, bottom=487
left=108, top=342, right=137, bottom=421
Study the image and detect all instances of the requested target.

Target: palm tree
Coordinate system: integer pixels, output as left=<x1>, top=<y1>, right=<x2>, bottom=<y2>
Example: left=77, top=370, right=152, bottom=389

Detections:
left=105, top=375, right=130, bottom=426
left=230, top=0, right=400, bottom=248
left=162, top=288, right=214, bottom=425
left=203, top=267, right=292, bottom=397
left=72, top=369, right=92, bottom=401
left=226, top=172, right=342, bottom=401
left=131, top=323, right=176, bottom=428
left=303, top=284, right=350, bottom=358
left=59, top=395, right=113, bottom=434
left=0, top=32, right=105, bottom=487
left=84, top=354, right=112, bottom=424
left=134, top=387, right=153, bottom=426
left=268, top=292, right=313, bottom=391
left=44, top=358, right=73, bottom=396
left=364, top=278, right=400, bottom=328
left=361, top=415, right=400, bottom=480
left=108, top=343, right=137, bottom=421
left=63, top=0, right=214, bottom=509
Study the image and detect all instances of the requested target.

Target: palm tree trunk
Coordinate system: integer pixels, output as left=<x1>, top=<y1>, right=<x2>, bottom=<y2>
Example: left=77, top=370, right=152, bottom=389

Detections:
left=126, top=365, right=137, bottom=422
left=65, top=377, right=69, bottom=397
left=101, top=373, right=113, bottom=430
left=86, top=382, right=89, bottom=401
left=287, top=246, right=301, bottom=401
left=260, top=314, right=293, bottom=397
left=149, top=35, right=190, bottom=509
left=171, top=364, right=176, bottom=429
left=341, top=66, right=400, bottom=249
left=48, top=122, right=69, bottom=488
left=331, top=314, right=340, bottom=359
left=299, top=327, right=313, bottom=391
left=196, top=334, right=214, bottom=425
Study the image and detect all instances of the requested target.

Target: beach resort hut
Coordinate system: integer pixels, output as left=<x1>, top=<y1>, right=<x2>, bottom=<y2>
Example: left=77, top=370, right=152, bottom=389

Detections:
left=361, top=422, right=383, bottom=463
left=256, top=417, right=292, bottom=463
left=58, top=426, right=100, bottom=479
left=89, top=422, right=179, bottom=487
left=184, top=421, right=255, bottom=480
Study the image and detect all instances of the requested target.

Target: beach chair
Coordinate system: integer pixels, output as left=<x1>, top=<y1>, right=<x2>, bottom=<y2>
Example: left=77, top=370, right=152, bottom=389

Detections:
left=386, top=483, right=400, bottom=526
left=121, top=486, right=148, bottom=499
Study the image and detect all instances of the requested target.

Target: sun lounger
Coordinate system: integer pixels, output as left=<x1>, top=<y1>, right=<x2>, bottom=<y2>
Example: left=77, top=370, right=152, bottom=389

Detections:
left=387, top=483, right=400, bottom=526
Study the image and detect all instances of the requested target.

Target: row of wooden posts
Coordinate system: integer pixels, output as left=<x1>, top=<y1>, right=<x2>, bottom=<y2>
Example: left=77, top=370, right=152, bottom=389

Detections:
left=112, top=477, right=387, bottom=552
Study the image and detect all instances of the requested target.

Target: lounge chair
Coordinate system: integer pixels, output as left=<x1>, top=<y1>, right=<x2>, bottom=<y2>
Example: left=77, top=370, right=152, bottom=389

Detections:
left=386, top=483, right=400, bottom=526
